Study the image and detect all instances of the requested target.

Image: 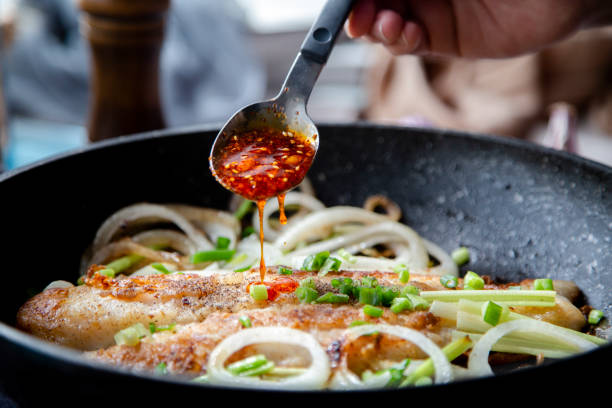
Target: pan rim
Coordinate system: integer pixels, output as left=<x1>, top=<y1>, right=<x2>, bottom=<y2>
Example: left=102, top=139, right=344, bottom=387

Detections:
left=1, top=121, right=611, bottom=184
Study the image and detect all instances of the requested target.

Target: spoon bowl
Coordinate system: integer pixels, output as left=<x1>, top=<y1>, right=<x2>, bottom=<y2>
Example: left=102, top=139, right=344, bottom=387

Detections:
left=209, top=0, right=355, bottom=199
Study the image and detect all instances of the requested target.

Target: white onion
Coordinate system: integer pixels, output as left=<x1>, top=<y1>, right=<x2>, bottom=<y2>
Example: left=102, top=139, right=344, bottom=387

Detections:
left=88, top=240, right=185, bottom=269
left=274, top=207, right=430, bottom=270
left=207, top=327, right=330, bottom=390
left=296, top=177, right=315, bottom=196
left=237, top=235, right=283, bottom=267
left=329, top=368, right=391, bottom=390
left=468, top=319, right=597, bottom=376
left=252, top=192, right=325, bottom=241
left=92, top=203, right=212, bottom=252
left=284, top=221, right=428, bottom=270
left=168, top=204, right=240, bottom=248
left=131, top=229, right=198, bottom=256
left=345, top=324, right=453, bottom=385
left=44, top=280, right=74, bottom=290
left=422, top=238, right=458, bottom=276
left=363, top=195, right=402, bottom=221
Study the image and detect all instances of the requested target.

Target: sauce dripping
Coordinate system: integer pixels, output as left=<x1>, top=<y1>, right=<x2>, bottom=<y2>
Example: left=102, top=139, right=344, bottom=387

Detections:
left=211, top=127, right=315, bottom=281
left=246, top=277, right=299, bottom=301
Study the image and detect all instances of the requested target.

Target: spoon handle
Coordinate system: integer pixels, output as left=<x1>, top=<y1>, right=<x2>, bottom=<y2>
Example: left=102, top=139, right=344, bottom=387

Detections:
left=300, top=0, right=356, bottom=64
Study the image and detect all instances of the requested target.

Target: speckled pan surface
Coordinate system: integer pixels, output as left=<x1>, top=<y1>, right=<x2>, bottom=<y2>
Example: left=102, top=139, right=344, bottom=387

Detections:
left=0, top=123, right=610, bottom=406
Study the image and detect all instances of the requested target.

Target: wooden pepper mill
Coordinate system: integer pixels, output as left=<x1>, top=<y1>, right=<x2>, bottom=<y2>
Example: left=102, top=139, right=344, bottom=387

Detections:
left=78, top=0, right=169, bottom=141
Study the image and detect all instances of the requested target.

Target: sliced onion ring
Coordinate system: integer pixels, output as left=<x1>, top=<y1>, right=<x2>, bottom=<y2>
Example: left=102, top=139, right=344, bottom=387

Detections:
left=468, top=319, right=597, bottom=376
left=92, top=203, right=212, bottom=252
left=345, top=324, right=453, bottom=385
left=207, top=327, right=330, bottom=390
left=252, top=192, right=325, bottom=241
left=132, top=229, right=197, bottom=256
left=363, top=195, right=402, bottom=221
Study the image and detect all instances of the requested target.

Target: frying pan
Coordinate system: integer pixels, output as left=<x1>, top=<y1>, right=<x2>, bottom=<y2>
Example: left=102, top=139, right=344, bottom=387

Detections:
left=0, top=123, right=610, bottom=406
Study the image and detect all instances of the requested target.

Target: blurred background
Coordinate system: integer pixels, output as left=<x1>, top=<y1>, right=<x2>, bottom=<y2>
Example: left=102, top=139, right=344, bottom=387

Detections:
left=1, top=0, right=611, bottom=171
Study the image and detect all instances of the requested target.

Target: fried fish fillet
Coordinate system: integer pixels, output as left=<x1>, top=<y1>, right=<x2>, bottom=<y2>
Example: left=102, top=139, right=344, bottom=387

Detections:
left=85, top=304, right=445, bottom=378
left=16, top=269, right=585, bottom=351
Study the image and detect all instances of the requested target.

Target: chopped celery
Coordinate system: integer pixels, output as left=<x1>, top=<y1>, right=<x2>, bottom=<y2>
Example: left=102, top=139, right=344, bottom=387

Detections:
left=420, top=289, right=556, bottom=307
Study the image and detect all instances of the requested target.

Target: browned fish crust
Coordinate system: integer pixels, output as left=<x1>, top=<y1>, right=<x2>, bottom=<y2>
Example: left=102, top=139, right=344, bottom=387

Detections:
left=17, top=268, right=585, bottom=353
left=85, top=304, right=444, bottom=377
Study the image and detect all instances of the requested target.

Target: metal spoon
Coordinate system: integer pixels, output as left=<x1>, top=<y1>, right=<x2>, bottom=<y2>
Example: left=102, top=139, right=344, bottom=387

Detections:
left=209, top=0, right=355, bottom=196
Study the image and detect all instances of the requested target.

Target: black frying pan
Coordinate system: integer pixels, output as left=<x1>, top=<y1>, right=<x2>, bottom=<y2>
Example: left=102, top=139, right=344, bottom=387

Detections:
left=0, top=123, right=610, bottom=406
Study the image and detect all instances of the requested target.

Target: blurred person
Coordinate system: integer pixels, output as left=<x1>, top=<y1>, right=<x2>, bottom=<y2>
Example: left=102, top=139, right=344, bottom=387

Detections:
left=345, top=0, right=612, bottom=141
left=3, top=0, right=265, bottom=127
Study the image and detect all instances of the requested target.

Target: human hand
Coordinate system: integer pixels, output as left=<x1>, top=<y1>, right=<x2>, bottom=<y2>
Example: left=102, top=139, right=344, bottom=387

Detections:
left=345, top=0, right=612, bottom=58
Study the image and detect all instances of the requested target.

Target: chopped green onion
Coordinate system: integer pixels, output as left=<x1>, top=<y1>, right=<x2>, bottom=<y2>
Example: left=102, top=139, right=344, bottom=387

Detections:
left=481, top=300, right=506, bottom=326
left=278, top=266, right=293, bottom=275
left=149, top=322, right=175, bottom=334
left=239, top=361, right=275, bottom=377
left=404, top=294, right=430, bottom=310
left=401, top=285, right=420, bottom=296
left=363, top=305, right=383, bottom=318
left=77, top=276, right=85, bottom=286
left=440, top=275, right=458, bottom=289
left=302, top=251, right=330, bottom=271
left=242, top=226, right=255, bottom=238
left=588, top=309, right=604, bottom=325
left=400, top=336, right=473, bottom=387
left=349, top=320, right=371, bottom=327
left=394, top=264, right=410, bottom=283
left=336, top=248, right=357, bottom=263
left=216, top=236, right=231, bottom=250
left=332, top=278, right=355, bottom=296
left=451, top=247, right=470, bottom=266
left=150, top=263, right=172, bottom=275
left=155, top=362, right=168, bottom=375
left=234, top=200, right=253, bottom=220
left=381, top=286, right=400, bottom=306
left=299, top=277, right=316, bottom=289
left=106, top=254, right=144, bottom=274
left=226, top=354, right=268, bottom=375
left=361, top=276, right=378, bottom=288
left=534, top=278, right=554, bottom=291
left=419, top=289, right=556, bottom=307
left=315, top=292, right=350, bottom=304
left=239, top=316, right=252, bottom=328
left=318, top=257, right=341, bottom=276
left=295, top=287, right=318, bottom=303
left=359, top=286, right=381, bottom=306
left=249, top=284, right=268, bottom=301
left=98, top=268, right=115, bottom=278
left=191, top=249, right=236, bottom=264
left=463, top=271, right=484, bottom=290
left=390, top=297, right=412, bottom=314
left=227, top=253, right=255, bottom=272
left=114, top=323, right=149, bottom=346
left=234, top=264, right=253, bottom=273
left=384, top=359, right=411, bottom=388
